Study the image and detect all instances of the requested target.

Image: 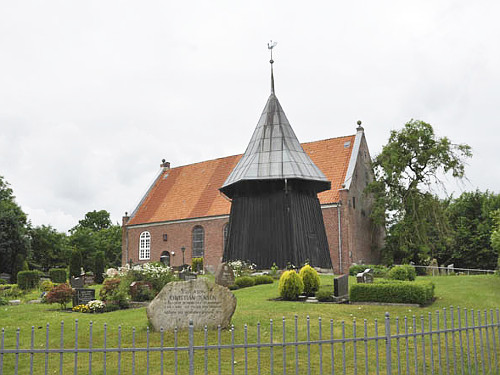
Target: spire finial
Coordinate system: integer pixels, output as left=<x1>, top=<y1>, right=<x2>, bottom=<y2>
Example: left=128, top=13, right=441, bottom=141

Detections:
left=267, top=40, right=277, bottom=94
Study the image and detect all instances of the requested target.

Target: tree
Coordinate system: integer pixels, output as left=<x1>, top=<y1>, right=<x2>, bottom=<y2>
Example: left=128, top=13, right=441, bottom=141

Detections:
left=0, top=176, right=30, bottom=282
left=69, top=248, right=83, bottom=277
left=68, top=210, right=121, bottom=271
left=29, top=225, right=70, bottom=271
left=490, top=209, right=500, bottom=269
left=441, top=191, right=500, bottom=270
left=93, top=251, right=105, bottom=284
left=71, top=210, right=112, bottom=232
left=367, top=120, right=472, bottom=264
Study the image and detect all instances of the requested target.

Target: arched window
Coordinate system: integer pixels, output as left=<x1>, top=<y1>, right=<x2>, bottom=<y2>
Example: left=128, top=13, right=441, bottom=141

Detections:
left=192, top=226, right=204, bottom=258
left=139, top=231, right=151, bottom=260
left=223, top=223, right=229, bottom=251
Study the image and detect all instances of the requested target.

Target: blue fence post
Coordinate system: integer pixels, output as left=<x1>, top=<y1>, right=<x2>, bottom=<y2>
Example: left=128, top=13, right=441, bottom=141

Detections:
left=189, top=320, right=194, bottom=375
left=385, top=312, right=392, bottom=375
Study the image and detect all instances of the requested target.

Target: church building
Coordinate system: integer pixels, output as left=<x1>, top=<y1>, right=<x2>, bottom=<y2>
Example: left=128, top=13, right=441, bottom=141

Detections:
left=121, top=52, right=384, bottom=274
left=122, top=123, right=383, bottom=274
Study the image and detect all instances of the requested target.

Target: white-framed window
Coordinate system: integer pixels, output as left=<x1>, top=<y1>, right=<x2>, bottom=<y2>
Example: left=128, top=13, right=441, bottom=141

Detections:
left=139, top=231, right=151, bottom=260
left=192, top=226, right=204, bottom=258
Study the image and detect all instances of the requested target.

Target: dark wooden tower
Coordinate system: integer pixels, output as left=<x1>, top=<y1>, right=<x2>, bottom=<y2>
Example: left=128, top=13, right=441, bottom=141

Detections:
left=219, top=43, right=332, bottom=269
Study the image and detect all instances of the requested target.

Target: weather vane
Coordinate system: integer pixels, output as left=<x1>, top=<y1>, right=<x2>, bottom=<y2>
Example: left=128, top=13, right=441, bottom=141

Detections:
left=267, top=40, right=277, bottom=64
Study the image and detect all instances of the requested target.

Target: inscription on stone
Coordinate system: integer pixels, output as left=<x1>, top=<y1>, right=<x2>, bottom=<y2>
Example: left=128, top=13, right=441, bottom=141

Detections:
left=147, top=278, right=236, bottom=331
left=73, top=288, right=96, bottom=307
left=214, top=262, right=235, bottom=287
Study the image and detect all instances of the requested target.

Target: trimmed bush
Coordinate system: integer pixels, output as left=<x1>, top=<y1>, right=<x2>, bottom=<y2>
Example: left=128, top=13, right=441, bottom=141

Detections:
left=49, top=268, right=67, bottom=283
left=299, top=265, right=320, bottom=296
left=17, top=270, right=42, bottom=290
left=349, top=264, right=389, bottom=277
left=278, top=270, right=304, bottom=301
left=315, top=288, right=334, bottom=302
left=39, top=280, right=54, bottom=292
left=253, top=275, right=274, bottom=285
left=234, top=276, right=256, bottom=289
left=349, top=281, right=435, bottom=305
left=387, top=265, right=416, bottom=281
left=192, top=257, right=203, bottom=273
left=46, top=283, right=74, bottom=309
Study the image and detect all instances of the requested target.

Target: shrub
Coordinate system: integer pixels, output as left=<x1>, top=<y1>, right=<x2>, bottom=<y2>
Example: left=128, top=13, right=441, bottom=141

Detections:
left=234, top=276, right=256, bottom=289
left=192, top=257, right=203, bottom=273
left=0, top=279, right=6, bottom=285
left=132, top=284, right=155, bottom=302
left=0, top=297, right=8, bottom=306
left=349, top=264, right=389, bottom=277
left=254, top=275, right=274, bottom=285
left=46, top=283, right=74, bottom=309
left=278, top=270, right=304, bottom=301
left=299, top=265, right=320, bottom=296
left=127, top=263, right=175, bottom=294
left=315, top=288, right=334, bottom=302
left=106, top=290, right=129, bottom=309
left=387, top=265, right=416, bottom=281
left=99, top=278, right=121, bottom=301
left=0, top=285, right=23, bottom=299
left=39, top=280, right=54, bottom=292
left=17, top=270, right=42, bottom=290
left=349, top=281, right=435, bottom=305
left=270, top=263, right=280, bottom=279
left=70, top=249, right=83, bottom=278
left=227, top=260, right=256, bottom=277
left=87, top=300, right=105, bottom=313
left=93, top=252, right=105, bottom=284
left=49, top=268, right=67, bottom=283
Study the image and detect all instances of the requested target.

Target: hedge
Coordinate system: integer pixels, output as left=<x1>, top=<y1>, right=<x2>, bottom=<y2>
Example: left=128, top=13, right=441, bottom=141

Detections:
left=234, top=276, right=255, bottom=288
left=349, top=281, right=435, bottom=305
left=387, top=265, right=416, bottom=281
left=49, top=268, right=67, bottom=283
left=17, top=270, right=42, bottom=290
left=349, top=264, right=389, bottom=277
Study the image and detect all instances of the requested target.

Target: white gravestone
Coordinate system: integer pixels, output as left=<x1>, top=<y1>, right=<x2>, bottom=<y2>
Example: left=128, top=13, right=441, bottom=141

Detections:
left=147, top=278, right=236, bottom=331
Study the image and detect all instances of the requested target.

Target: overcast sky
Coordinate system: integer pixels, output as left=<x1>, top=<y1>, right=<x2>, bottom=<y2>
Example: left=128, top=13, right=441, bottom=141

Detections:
left=1, top=1, right=499, bottom=233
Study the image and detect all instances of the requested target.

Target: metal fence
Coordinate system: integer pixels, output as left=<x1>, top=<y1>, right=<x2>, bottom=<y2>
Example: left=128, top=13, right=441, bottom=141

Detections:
left=1, top=307, right=499, bottom=375
left=398, top=264, right=496, bottom=276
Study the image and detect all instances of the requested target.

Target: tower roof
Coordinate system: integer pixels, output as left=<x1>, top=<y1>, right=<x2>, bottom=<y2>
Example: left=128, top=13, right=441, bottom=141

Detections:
left=219, top=93, right=331, bottom=197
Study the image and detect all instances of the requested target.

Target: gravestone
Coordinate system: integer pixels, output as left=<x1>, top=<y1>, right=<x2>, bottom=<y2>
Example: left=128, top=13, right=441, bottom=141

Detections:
left=130, top=281, right=153, bottom=300
left=147, top=278, right=236, bottom=331
left=84, top=275, right=95, bottom=285
left=214, top=262, right=235, bottom=287
left=356, top=269, right=374, bottom=283
left=0, top=273, right=11, bottom=283
left=334, top=274, right=349, bottom=300
left=70, top=276, right=84, bottom=289
left=72, top=288, right=96, bottom=307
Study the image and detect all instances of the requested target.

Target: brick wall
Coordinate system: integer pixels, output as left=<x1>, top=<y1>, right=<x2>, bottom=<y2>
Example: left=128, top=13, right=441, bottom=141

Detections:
left=123, top=216, right=229, bottom=273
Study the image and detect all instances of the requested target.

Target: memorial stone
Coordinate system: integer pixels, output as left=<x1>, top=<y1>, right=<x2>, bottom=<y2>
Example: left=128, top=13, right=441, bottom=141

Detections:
left=334, top=274, right=349, bottom=298
left=70, top=276, right=84, bottom=289
left=73, top=288, right=96, bottom=307
left=214, top=262, right=235, bottom=287
left=130, top=281, right=153, bottom=300
left=147, top=278, right=236, bottom=331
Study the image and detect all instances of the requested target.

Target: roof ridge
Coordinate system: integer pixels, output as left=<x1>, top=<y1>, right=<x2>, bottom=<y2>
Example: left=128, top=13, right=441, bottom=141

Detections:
left=169, top=134, right=356, bottom=171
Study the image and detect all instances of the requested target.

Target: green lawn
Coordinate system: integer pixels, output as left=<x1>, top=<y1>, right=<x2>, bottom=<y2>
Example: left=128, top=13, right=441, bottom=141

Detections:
left=0, top=275, right=498, bottom=374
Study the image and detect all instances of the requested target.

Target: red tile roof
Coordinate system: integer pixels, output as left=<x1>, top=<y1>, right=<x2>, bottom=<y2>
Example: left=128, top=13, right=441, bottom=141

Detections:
left=127, top=135, right=355, bottom=226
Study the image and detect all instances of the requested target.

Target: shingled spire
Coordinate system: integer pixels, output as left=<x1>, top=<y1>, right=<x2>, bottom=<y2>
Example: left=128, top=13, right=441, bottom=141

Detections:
left=220, top=44, right=330, bottom=199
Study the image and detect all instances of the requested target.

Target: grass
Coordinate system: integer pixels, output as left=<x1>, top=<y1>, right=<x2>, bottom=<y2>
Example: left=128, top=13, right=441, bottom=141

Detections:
left=0, top=275, right=499, bottom=374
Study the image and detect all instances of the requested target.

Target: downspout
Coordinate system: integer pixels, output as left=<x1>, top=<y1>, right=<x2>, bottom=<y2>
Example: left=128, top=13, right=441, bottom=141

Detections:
left=125, top=226, right=129, bottom=266
left=337, top=201, right=343, bottom=274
